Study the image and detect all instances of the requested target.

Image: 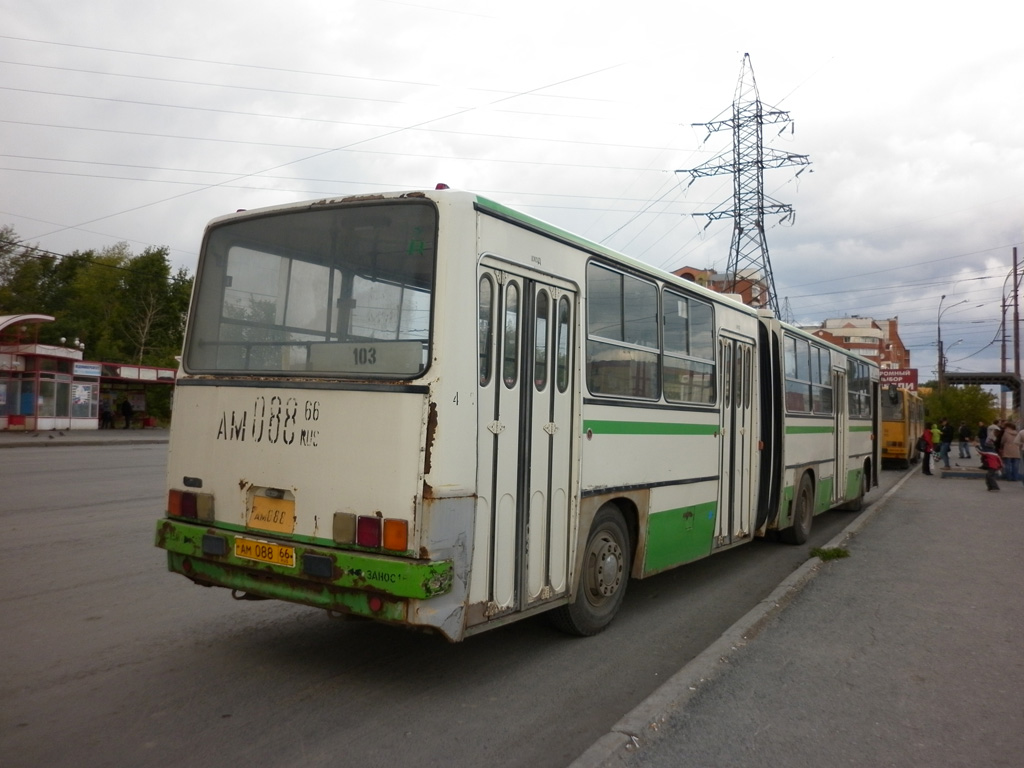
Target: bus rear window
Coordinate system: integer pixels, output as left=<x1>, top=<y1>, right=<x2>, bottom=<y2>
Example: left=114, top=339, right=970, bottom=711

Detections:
left=185, top=202, right=436, bottom=377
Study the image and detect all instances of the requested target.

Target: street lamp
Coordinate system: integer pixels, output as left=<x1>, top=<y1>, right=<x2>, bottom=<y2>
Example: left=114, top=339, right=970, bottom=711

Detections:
left=937, top=295, right=967, bottom=391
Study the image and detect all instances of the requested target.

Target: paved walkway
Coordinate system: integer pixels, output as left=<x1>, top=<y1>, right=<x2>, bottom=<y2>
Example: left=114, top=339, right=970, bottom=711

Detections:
left=572, top=468, right=1024, bottom=767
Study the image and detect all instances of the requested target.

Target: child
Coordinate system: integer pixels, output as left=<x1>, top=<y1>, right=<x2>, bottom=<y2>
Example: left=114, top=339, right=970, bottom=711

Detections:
left=977, top=447, right=1002, bottom=492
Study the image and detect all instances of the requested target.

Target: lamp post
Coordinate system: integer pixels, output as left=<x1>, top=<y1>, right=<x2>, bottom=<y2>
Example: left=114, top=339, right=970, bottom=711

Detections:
left=937, top=295, right=967, bottom=391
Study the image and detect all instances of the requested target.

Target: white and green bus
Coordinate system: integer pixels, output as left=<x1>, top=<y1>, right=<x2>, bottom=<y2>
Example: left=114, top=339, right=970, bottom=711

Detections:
left=156, top=187, right=879, bottom=641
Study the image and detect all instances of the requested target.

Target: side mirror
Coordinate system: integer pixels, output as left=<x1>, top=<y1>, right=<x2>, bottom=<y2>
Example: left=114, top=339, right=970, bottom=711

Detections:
left=887, top=384, right=899, bottom=405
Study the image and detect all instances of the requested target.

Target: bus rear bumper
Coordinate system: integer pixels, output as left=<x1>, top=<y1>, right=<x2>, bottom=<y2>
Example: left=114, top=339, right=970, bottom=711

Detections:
left=156, top=518, right=455, bottom=631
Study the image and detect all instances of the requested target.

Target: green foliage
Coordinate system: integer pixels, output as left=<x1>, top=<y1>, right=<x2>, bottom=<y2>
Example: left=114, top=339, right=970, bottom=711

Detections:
left=811, top=547, right=850, bottom=561
left=921, top=385, right=997, bottom=428
left=0, top=227, right=193, bottom=368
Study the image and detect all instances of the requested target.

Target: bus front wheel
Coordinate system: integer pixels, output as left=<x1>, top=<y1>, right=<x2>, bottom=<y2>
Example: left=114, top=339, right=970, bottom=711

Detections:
left=550, top=505, right=631, bottom=637
left=783, top=474, right=814, bottom=545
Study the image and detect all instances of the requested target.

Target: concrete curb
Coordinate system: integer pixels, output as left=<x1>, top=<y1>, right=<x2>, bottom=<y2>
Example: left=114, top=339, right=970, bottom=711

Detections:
left=0, top=436, right=169, bottom=449
left=567, top=469, right=918, bottom=768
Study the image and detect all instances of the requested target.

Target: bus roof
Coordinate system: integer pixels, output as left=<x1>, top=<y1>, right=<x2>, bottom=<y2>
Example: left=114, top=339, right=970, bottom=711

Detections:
left=203, top=188, right=793, bottom=327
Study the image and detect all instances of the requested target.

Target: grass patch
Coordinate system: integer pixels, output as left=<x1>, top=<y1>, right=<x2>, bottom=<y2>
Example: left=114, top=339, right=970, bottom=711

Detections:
left=811, top=546, right=850, bottom=561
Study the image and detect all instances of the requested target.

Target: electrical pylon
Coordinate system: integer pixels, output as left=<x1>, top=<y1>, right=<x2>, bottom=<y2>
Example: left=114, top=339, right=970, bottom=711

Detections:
left=780, top=296, right=795, bottom=324
left=677, top=53, right=810, bottom=316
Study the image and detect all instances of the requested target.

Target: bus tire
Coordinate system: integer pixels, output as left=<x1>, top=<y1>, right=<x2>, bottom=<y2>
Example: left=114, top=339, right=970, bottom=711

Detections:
left=549, top=505, right=631, bottom=637
left=782, top=474, right=813, bottom=545
left=840, top=464, right=869, bottom=511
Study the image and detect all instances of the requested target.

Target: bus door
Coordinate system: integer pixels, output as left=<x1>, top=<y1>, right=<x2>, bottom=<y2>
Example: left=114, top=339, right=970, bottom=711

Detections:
left=477, top=264, right=577, bottom=617
left=832, top=366, right=849, bottom=502
left=715, top=335, right=757, bottom=547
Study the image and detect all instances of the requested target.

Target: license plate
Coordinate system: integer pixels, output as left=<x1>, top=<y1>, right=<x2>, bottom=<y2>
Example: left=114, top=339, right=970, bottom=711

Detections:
left=247, top=495, right=295, bottom=534
left=234, top=537, right=295, bottom=567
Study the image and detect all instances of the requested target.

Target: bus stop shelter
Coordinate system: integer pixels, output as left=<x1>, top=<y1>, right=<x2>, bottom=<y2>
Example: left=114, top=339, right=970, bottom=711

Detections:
left=0, top=313, right=175, bottom=431
left=944, top=371, right=1021, bottom=417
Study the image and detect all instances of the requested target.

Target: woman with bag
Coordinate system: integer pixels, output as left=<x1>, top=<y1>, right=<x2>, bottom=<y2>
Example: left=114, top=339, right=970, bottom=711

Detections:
left=919, top=426, right=933, bottom=475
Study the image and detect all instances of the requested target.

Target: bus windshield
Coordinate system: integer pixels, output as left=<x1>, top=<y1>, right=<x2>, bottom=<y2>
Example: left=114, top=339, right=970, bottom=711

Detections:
left=185, top=201, right=437, bottom=378
left=881, top=389, right=904, bottom=420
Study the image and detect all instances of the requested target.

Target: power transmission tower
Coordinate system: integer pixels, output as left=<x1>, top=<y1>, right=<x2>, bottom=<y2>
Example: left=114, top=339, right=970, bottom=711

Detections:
left=780, top=296, right=795, bottom=324
left=677, top=53, right=810, bottom=316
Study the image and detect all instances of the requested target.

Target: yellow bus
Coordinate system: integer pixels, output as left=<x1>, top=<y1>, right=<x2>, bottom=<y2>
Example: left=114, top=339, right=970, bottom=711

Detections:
left=881, top=386, right=923, bottom=468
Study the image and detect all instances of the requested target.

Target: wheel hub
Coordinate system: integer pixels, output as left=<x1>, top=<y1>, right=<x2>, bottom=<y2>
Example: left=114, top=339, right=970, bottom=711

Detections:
left=587, top=536, right=623, bottom=597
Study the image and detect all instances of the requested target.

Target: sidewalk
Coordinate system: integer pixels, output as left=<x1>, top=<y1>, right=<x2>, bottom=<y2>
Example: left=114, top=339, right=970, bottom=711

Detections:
left=0, top=427, right=170, bottom=449
left=573, top=469, right=1024, bottom=768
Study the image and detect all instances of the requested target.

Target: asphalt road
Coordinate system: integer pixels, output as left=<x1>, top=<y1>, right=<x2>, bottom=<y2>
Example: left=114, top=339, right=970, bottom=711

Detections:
left=0, top=445, right=901, bottom=768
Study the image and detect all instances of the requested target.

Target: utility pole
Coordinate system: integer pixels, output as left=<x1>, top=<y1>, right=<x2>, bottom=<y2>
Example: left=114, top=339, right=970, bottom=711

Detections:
left=677, top=53, right=811, bottom=316
left=1014, top=246, right=1020, bottom=380
left=999, top=248, right=1022, bottom=417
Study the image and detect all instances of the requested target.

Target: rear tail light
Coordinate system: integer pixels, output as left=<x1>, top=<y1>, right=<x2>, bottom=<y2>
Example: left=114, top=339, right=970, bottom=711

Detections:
left=356, top=516, right=381, bottom=548
left=336, top=512, right=409, bottom=552
left=168, top=490, right=214, bottom=521
left=169, top=489, right=197, bottom=519
left=383, top=519, right=408, bottom=551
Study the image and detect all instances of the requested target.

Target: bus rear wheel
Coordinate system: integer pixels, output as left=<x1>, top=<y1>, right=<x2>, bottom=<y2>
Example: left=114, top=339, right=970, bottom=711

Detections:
left=840, top=463, right=869, bottom=511
left=782, top=474, right=813, bottom=545
left=549, top=505, right=631, bottom=637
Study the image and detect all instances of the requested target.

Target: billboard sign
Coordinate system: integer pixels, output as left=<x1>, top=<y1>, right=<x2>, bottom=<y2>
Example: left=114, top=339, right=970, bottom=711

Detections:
left=879, top=368, right=918, bottom=391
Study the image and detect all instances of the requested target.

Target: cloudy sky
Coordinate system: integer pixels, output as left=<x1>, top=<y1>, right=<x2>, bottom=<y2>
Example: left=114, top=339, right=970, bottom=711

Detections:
left=2, top=0, right=1022, bottom=381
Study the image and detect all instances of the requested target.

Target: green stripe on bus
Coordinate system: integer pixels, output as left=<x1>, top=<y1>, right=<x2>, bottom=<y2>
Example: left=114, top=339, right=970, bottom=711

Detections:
left=785, top=425, right=834, bottom=435
left=583, top=420, right=719, bottom=436
left=644, top=501, right=717, bottom=574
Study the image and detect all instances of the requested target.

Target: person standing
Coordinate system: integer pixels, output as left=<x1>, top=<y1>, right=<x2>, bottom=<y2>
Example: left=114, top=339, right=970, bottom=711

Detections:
left=987, top=419, right=1003, bottom=454
left=957, top=421, right=972, bottom=459
left=1016, top=427, right=1024, bottom=488
left=120, top=397, right=134, bottom=430
left=938, top=418, right=954, bottom=469
left=920, top=426, right=934, bottom=475
left=977, top=420, right=989, bottom=451
left=999, top=423, right=1020, bottom=482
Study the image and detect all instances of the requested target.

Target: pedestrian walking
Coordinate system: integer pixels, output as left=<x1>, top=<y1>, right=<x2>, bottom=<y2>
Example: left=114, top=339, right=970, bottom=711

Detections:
left=938, top=418, right=954, bottom=468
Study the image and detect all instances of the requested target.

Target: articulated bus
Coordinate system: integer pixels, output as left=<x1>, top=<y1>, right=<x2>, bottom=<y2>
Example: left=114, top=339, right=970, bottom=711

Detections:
left=156, top=188, right=880, bottom=641
left=881, top=386, right=923, bottom=467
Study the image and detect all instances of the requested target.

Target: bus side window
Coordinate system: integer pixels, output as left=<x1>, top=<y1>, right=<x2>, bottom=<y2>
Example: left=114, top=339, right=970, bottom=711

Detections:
left=503, top=282, right=520, bottom=388
left=534, top=290, right=549, bottom=391
left=479, top=275, right=494, bottom=386
left=556, top=295, right=571, bottom=393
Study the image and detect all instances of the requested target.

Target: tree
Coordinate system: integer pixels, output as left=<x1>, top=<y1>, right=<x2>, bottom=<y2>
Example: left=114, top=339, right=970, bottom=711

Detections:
left=115, top=246, right=192, bottom=366
left=0, top=227, right=192, bottom=367
left=62, top=246, right=132, bottom=361
left=0, top=226, right=53, bottom=316
left=921, top=385, right=997, bottom=428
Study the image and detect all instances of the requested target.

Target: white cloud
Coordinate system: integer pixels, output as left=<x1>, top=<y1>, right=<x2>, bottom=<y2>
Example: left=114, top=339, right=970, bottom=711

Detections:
left=1, top=0, right=1021, bottom=376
